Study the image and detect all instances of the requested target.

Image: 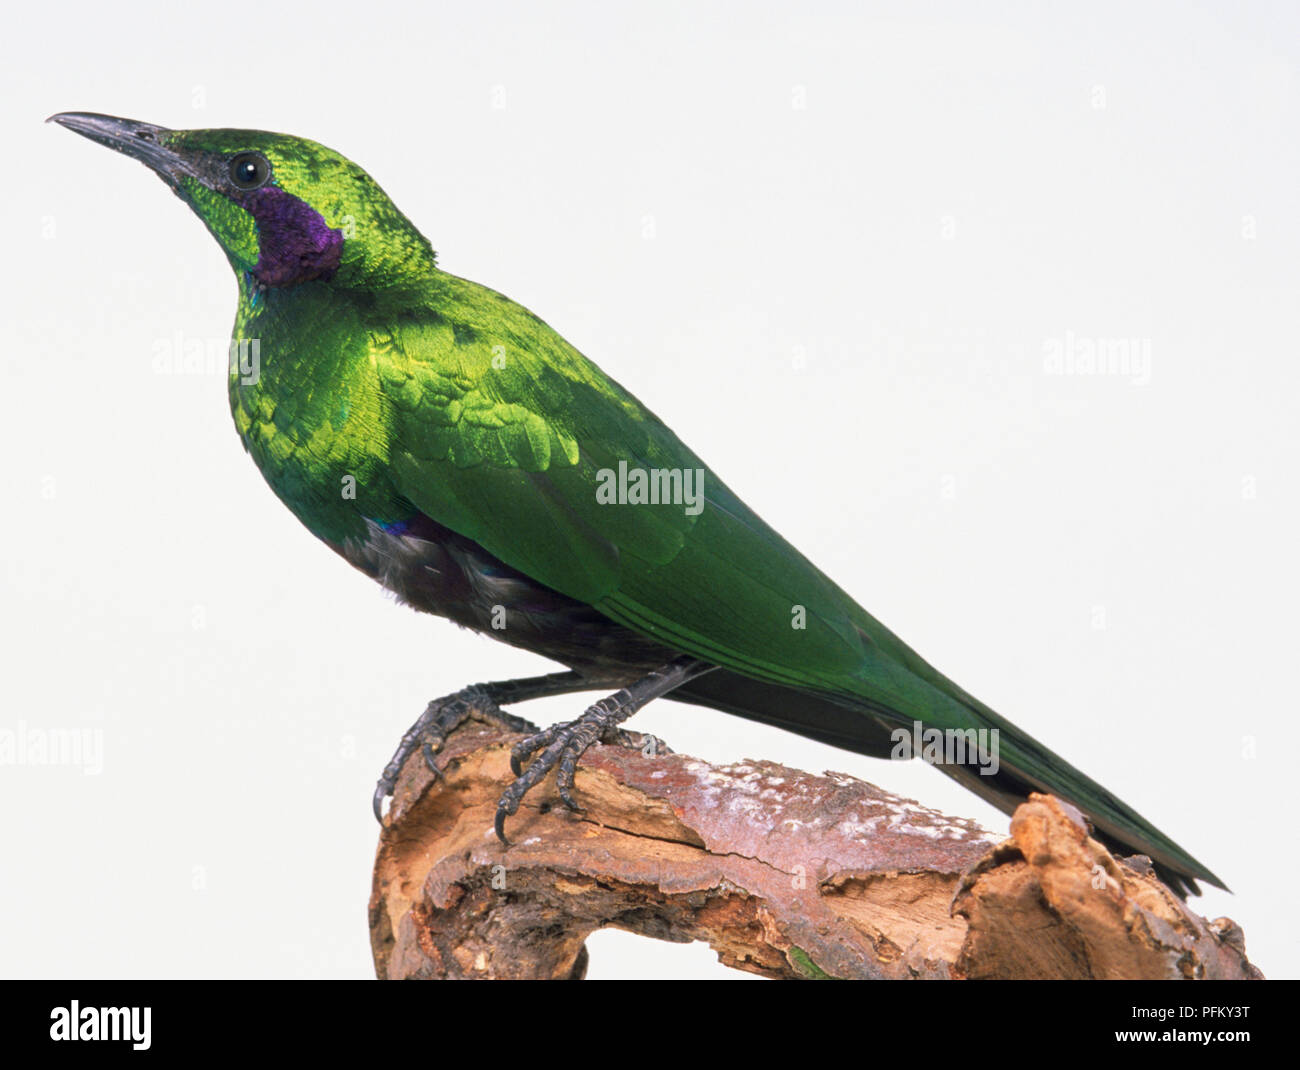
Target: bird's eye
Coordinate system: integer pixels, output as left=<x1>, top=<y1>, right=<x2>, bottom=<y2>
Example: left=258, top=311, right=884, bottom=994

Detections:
left=229, top=152, right=271, bottom=191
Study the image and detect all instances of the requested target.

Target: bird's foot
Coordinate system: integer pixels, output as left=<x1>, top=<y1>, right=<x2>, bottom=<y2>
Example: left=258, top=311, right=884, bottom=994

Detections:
left=493, top=694, right=671, bottom=843
left=372, top=685, right=539, bottom=821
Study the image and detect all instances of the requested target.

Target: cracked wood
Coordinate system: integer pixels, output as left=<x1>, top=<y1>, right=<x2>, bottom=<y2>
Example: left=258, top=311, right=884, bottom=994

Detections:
left=368, top=721, right=1261, bottom=980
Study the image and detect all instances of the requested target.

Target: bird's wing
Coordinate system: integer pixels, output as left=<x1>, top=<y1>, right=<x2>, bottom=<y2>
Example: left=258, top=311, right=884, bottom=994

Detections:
left=374, top=275, right=898, bottom=698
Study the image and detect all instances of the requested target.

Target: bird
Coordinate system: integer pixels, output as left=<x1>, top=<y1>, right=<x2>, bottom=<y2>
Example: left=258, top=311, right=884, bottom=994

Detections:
left=50, top=111, right=1225, bottom=897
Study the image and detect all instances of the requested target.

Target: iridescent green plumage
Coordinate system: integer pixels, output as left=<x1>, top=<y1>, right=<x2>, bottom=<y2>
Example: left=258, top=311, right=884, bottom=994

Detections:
left=52, top=112, right=1226, bottom=896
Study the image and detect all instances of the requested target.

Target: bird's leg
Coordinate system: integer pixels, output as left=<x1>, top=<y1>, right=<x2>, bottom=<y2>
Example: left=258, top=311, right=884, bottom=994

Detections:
left=372, top=671, right=618, bottom=821
left=495, top=656, right=717, bottom=842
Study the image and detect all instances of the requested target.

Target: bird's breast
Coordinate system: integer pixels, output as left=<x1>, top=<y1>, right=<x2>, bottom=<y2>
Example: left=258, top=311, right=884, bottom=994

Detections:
left=226, top=305, right=400, bottom=547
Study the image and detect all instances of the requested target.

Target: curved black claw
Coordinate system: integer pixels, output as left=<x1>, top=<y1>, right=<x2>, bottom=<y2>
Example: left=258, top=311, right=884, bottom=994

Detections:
left=509, top=722, right=565, bottom=777
left=373, top=685, right=538, bottom=823
left=420, top=741, right=444, bottom=777
left=371, top=782, right=389, bottom=823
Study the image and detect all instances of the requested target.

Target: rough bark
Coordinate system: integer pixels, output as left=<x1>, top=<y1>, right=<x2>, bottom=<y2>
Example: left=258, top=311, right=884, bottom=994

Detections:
left=368, top=721, right=1261, bottom=980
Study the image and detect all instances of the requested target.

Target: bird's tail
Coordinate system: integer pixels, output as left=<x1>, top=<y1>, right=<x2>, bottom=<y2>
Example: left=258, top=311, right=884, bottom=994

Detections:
left=845, top=642, right=1227, bottom=896
left=921, top=701, right=1225, bottom=897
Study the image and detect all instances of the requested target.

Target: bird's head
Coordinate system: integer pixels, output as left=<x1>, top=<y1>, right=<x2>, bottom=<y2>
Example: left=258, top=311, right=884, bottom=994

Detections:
left=49, top=112, right=434, bottom=292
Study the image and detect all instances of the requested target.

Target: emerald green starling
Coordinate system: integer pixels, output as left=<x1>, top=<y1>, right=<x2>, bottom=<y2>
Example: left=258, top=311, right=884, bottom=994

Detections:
left=50, top=112, right=1225, bottom=896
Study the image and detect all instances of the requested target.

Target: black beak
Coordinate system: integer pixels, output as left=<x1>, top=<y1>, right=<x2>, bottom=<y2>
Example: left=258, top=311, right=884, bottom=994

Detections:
left=48, top=112, right=194, bottom=188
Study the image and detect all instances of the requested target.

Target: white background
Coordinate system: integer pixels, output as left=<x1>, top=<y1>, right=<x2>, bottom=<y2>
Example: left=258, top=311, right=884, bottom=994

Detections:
left=2, top=1, right=1296, bottom=979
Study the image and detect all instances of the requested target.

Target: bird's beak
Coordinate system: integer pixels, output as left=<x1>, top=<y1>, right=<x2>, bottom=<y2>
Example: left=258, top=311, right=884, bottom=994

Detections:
left=47, top=112, right=195, bottom=189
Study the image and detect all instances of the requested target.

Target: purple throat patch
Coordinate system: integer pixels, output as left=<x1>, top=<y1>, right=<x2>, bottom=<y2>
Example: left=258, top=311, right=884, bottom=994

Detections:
left=238, top=186, right=344, bottom=288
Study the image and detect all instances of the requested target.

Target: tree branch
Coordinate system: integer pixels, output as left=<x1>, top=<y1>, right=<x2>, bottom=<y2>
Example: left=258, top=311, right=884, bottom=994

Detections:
left=368, top=721, right=1261, bottom=980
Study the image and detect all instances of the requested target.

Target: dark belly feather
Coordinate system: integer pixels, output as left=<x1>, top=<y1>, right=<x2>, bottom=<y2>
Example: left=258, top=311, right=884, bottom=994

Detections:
left=339, top=510, right=670, bottom=679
